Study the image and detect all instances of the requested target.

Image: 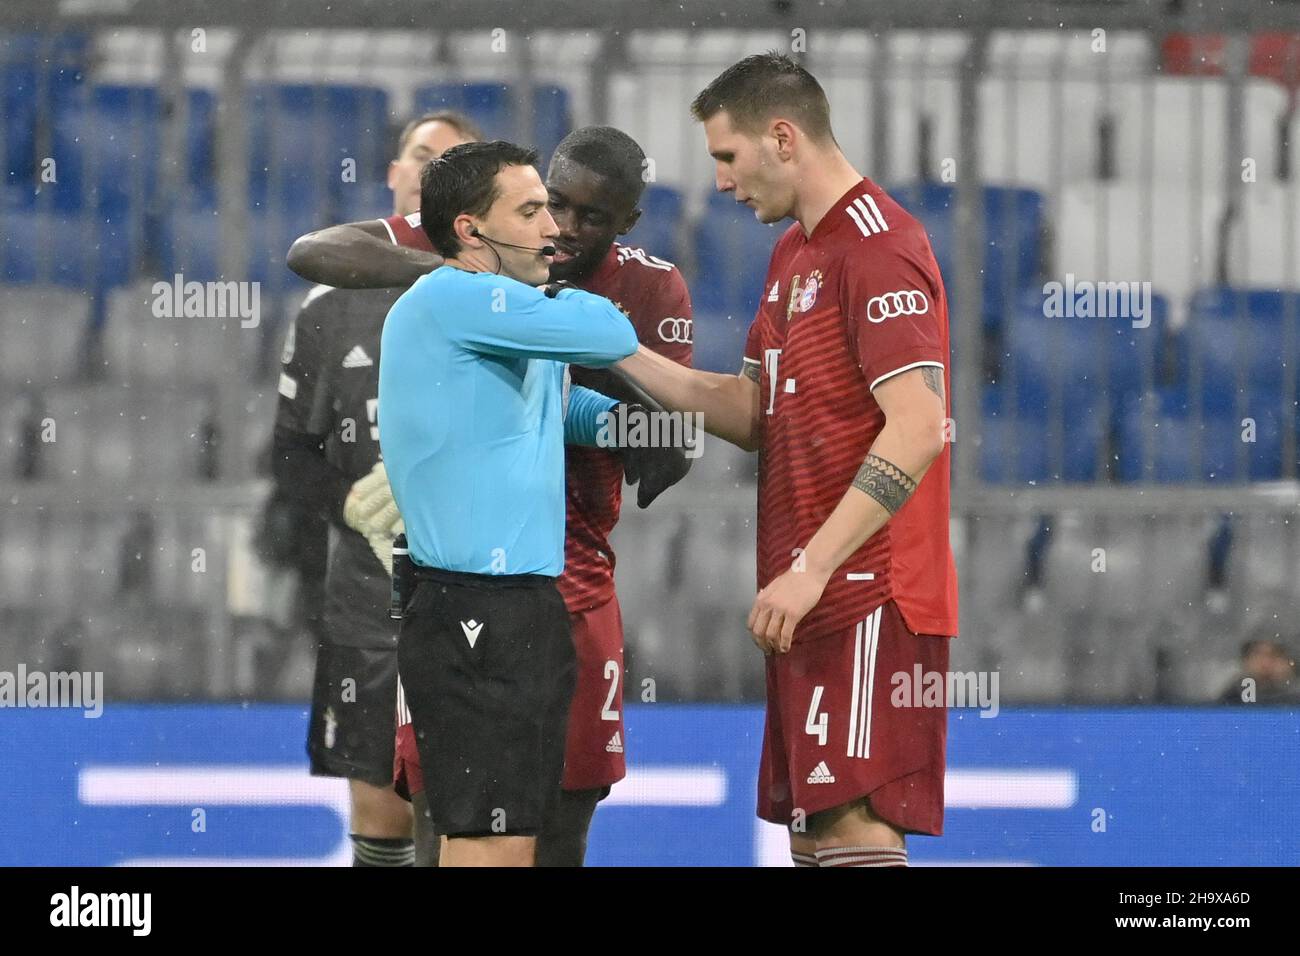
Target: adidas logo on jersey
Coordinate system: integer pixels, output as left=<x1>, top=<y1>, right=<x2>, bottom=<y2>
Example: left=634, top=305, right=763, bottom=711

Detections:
left=807, top=760, right=836, bottom=784
left=605, top=731, right=624, bottom=753
left=768, top=280, right=780, bottom=302
left=342, top=345, right=373, bottom=368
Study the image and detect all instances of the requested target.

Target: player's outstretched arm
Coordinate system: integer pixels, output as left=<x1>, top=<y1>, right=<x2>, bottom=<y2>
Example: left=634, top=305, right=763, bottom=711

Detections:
left=747, top=367, right=947, bottom=654
left=286, top=220, right=441, bottom=289
left=613, top=344, right=761, bottom=452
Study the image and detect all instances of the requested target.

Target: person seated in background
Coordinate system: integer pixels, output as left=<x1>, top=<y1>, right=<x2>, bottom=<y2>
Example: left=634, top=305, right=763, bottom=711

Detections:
left=1218, top=638, right=1300, bottom=704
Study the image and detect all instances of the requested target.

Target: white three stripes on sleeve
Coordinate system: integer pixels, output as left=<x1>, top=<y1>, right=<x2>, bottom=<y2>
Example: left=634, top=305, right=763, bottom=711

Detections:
left=845, top=194, right=889, bottom=237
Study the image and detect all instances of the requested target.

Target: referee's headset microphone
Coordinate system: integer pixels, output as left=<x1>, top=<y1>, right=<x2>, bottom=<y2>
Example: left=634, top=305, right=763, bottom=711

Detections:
left=468, top=225, right=557, bottom=276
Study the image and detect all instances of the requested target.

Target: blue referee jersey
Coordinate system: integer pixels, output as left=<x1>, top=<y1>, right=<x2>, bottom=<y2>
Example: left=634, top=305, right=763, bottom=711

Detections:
left=378, top=266, right=637, bottom=575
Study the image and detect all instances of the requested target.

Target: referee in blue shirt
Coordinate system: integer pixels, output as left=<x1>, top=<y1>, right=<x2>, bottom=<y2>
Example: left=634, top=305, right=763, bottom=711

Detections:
left=378, top=141, right=638, bottom=867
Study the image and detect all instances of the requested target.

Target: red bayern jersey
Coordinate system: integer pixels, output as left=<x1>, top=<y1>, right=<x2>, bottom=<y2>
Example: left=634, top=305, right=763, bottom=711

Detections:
left=381, top=217, right=693, bottom=613
left=742, top=177, right=958, bottom=640
left=561, top=244, right=693, bottom=613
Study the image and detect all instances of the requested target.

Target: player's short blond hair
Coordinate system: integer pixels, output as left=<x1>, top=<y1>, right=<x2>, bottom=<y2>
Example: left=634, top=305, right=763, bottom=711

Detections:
left=395, top=111, right=484, bottom=159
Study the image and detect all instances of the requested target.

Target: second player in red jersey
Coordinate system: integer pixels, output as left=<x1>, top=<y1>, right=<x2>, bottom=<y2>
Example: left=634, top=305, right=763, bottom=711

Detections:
left=616, top=54, right=957, bottom=867
left=742, top=176, right=957, bottom=642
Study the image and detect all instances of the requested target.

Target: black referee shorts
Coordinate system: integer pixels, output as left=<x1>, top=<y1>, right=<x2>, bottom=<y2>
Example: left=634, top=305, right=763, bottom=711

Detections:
left=397, top=566, right=576, bottom=839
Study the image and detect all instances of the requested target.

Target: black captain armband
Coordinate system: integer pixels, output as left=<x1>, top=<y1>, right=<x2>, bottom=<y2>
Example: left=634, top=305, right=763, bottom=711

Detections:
left=852, top=453, right=918, bottom=515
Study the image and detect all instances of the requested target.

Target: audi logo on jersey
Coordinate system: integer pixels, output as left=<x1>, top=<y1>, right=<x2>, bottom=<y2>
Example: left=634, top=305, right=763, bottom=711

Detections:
left=658, top=317, right=693, bottom=344
left=866, top=290, right=929, bottom=323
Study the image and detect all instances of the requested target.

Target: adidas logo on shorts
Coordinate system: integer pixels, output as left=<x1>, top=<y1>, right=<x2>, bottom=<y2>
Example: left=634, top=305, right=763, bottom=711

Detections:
left=807, top=760, right=836, bottom=784
left=605, top=731, right=624, bottom=754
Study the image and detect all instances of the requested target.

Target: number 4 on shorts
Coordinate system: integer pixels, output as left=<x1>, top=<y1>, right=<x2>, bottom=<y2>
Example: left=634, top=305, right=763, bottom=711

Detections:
left=805, top=685, right=828, bottom=746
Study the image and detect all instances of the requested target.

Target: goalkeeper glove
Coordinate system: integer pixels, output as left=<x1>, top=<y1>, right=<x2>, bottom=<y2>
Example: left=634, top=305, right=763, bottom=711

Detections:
left=612, top=402, right=693, bottom=508
left=343, top=461, right=405, bottom=574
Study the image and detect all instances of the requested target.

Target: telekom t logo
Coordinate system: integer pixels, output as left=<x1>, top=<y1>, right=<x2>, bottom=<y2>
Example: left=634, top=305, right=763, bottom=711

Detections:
left=764, top=349, right=782, bottom=415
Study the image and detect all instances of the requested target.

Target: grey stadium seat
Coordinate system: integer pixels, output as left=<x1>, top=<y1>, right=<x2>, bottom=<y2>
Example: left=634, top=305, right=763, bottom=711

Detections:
left=36, top=384, right=216, bottom=482
left=0, top=285, right=91, bottom=386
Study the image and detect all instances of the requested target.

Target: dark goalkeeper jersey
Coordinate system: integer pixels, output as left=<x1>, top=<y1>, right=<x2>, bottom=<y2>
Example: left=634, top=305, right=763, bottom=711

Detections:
left=276, top=284, right=403, bottom=649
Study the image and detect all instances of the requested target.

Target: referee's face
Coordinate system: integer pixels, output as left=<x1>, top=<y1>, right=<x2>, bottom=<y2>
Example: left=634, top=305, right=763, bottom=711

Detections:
left=477, top=163, right=558, bottom=285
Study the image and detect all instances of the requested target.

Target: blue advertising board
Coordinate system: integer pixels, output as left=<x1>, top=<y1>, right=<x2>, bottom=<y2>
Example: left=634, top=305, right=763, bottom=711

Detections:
left=1, top=705, right=1296, bottom=866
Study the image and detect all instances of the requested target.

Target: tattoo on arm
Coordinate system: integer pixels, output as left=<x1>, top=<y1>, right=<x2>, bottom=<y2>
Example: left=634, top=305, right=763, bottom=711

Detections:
left=852, top=453, right=918, bottom=515
left=741, top=360, right=761, bottom=384
left=921, top=366, right=945, bottom=403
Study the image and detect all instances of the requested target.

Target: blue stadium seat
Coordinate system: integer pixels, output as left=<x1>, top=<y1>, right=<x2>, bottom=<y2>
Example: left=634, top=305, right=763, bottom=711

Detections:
left=689, top=310, right=750, bottom=374
left=337, top=180, right=394, bottom=225
left=416, top=82, right=512, bottom=136
left=1115, top=385, right=1292, bottom=482
left=159, top=206, right=221, bottom=283
left=1184, top=287, right=1300, bottom=413
left=413, top=82, right=572, bottom=159
left=3, top=61, right=85, bottom=209
left=0, top=208, right=138, bottom=288
left=979, top=383, right=1105, bottom=483
left=888, top=182, right=1044, bottom=333
left=52, top=85, right=160, bottom=215
left=184, top=88, right=218, bottom=207
left=532, top=84, right=571, bottom=160
left=160, top=204, right=315, bottom=292
left=247, top=85, right=390, bottom=210
left=1004, top=287, right=1170, bottom=431
left=620, top=184, right=685, bottom=264
left=692, top=191, right=784, bottom=316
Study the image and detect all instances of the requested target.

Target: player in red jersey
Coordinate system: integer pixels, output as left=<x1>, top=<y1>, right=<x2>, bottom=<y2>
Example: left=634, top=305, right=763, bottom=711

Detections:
left=288, top=126, right=694, bottom=866
left=615, top=53, right=958, bottom=867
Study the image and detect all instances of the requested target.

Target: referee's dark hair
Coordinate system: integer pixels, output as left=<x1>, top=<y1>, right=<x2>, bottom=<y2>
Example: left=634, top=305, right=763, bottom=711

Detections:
left=691, top=51, right=836, bottom=143
left=419, top=140, right=540, bottom=257
left=552, top=126, right=648, bottom=207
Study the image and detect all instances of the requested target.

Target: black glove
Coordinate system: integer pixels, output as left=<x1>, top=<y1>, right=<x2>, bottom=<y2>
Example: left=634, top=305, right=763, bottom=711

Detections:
left=611, top=402, right=693, bottom=508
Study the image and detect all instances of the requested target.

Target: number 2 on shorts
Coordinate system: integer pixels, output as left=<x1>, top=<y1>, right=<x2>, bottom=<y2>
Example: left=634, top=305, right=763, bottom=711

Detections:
left=601, top=659, right=621, bottom=721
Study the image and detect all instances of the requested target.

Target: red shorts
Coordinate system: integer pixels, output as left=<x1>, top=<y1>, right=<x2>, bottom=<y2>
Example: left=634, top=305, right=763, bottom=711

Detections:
left=392, top=594, right=627, bottom=798
left=757, top=599, right=950, bottom=836
left=393, top=676, right=421, bottom=800
left=561, top=594, right=627, bottom=791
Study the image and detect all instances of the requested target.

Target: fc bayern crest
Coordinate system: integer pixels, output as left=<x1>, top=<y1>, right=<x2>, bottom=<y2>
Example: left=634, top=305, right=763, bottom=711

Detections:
left=798, top=270, right=822, bottom=312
